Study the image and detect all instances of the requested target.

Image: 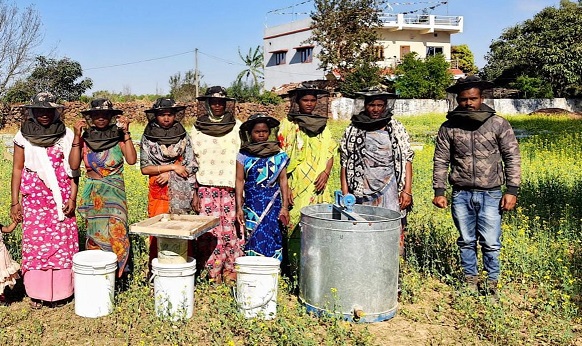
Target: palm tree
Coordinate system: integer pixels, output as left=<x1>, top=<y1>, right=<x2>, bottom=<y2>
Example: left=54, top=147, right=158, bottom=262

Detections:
left=236, top=46, right=264, bottom=86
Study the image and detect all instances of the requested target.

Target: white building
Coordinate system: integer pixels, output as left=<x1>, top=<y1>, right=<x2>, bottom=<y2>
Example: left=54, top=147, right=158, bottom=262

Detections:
left=263, top=13, right=464, bottom=91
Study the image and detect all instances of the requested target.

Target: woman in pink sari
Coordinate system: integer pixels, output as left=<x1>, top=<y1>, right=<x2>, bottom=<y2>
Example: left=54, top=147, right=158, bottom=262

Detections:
left=10, top=92, right=79, bottom=309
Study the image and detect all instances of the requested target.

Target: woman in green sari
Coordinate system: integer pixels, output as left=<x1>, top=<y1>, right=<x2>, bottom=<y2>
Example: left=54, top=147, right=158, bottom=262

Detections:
left=69, top=99, right=137, bottom=278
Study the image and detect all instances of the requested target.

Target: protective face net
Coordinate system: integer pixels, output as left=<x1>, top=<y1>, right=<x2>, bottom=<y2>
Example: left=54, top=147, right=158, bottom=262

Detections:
left=196, top=98, right=236, bottom=119
left=352, top=96, right=396, bottom=117
left=240, top=123, right=280, bottom=147
left=288, top=91, right=330, bottom=117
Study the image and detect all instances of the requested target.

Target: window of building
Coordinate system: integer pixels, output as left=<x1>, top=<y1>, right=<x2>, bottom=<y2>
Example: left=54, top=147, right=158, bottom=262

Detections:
left=374, top=46, right=385, bottom=61
left=299, top=47, right=313, bottom=63
left=274, top=51, right=286, bottom=65
left=294, top=46, right=314, bottom=63
left=426, top=46, right=444, bottom=57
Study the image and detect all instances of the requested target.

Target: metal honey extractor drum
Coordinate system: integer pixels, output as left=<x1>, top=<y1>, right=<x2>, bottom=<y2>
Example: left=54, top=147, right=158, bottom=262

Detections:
left=299, top=203, right=401, bottom=323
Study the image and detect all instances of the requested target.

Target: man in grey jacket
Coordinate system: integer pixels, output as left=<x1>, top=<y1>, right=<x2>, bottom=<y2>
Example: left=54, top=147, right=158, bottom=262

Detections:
left=432, top=75, right=521, bottom=294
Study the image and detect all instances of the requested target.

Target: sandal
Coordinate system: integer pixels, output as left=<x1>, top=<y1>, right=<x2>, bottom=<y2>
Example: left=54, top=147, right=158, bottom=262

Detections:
left=50, top=297, right=71, bottom=308
left=30, top=299, right=43, bottom=310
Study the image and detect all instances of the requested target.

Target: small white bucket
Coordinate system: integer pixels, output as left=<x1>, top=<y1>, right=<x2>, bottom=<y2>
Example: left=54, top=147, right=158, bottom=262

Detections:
left=73, top=250, right=118, bottom=318
left=234, top=256, right=280, bottom=320
left=151, top=257, right=196, bottom=321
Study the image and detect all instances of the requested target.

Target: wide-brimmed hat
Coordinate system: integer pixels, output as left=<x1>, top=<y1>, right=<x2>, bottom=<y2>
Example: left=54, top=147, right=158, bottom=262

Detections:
left=196, top=86, right=235, bottom=101
left=288, top=83, right=329, bottom=97
left=24, top=92, right=64, bottom=109
left=446, top=75, right=494, bottom=94
left=240, top=113, right=280, bottom=133
left=354, top=88, right=397, bottom=101
left=81, top=98, right=123, bottom=116
left=145, top=98, right=186, bottom=114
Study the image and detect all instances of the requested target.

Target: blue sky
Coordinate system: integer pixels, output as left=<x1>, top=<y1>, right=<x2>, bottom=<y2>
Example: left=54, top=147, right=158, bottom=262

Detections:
left=16, top=0, right=559, bottom=95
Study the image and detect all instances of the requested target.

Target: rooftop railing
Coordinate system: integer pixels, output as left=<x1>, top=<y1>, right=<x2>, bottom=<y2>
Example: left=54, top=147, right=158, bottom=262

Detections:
left=379, top=14, right=463, bottom=29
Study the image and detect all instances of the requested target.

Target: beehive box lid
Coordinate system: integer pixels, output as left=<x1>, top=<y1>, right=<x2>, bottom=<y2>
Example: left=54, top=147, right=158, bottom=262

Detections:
left=129, top=214, right=219, bottom=239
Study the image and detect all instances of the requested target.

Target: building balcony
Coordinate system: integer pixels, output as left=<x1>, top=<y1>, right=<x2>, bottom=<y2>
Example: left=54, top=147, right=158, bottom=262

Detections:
left=379, top=13, right=463, bottom=34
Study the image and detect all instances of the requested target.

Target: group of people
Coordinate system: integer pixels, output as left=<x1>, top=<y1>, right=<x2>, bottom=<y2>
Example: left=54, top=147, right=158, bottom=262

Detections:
left=0, top=75, right=521, bottom=308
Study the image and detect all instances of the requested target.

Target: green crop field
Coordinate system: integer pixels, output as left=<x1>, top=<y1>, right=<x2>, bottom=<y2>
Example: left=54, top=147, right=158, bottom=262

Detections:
left=0, top=114, right=580, bottom=345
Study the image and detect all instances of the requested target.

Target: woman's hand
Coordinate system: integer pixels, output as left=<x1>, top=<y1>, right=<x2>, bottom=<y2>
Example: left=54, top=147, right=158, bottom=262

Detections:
left=155, top=172, right=170, bottom=185
left=117, top=116, right=131, bottom=132
left=63, top=198, right=76, bottom=217
left=286, top=188, right=294, bottom=208
left=236, top=208, right=245, bottom=230
left=173, top=164, right=188, bottom=178
left=191, top=191, right=201, bottom=213
left=10, top=203, right=22, bottom=224
left=314, top=171, right=329, bottom=193
left=73, top=119, right=87, bottom=137
left=399, top=191, right=413, bottom=210
left=279, top=208, right=290, bottom=226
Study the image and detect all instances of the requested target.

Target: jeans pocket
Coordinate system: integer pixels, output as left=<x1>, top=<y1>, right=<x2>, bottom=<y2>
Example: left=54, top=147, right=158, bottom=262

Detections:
left=452, top=190, right=462, bottom=198
left=486, top=190, right=502, bottom=200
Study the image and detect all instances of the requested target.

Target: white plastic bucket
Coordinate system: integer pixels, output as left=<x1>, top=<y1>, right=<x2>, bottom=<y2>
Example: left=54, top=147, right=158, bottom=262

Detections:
left=234, top=256, right=280, bottom=320
left=73, top=250, right=118, bottom=318
left=151, top=257, right=196, bottom=321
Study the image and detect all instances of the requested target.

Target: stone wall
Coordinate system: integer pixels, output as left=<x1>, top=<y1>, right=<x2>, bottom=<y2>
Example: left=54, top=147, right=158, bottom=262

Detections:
left=3, top=97, right=581, bottom=127
left=0, top=101, right=289, bottom=127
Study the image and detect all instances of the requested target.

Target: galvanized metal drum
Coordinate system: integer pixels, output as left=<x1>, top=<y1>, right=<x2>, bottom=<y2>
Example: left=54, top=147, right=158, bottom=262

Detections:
left=299, top=203, right=401, bottom=323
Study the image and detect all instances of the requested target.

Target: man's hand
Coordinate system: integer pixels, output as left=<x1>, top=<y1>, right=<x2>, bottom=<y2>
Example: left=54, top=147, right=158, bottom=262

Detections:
left=432, top=196, right=448, bottom=209
left=501, top=193, right=517, bottom=211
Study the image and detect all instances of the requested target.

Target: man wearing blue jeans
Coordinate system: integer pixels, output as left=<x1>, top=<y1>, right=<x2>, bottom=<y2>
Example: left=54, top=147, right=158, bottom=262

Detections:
left=432, top=76, right=521, bottom=294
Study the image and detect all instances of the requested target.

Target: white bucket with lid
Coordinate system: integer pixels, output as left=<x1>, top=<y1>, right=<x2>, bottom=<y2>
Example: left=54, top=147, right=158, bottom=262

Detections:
left=151, top=257, right=196, bottom=320
left=73, top=250, right=118, bottom=318
left=234, top=256, right=280, bottom=320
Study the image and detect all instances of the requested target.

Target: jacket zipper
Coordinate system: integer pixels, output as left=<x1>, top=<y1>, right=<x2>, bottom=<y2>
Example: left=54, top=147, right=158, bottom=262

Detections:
left=471, top=130, right=476, bottom=188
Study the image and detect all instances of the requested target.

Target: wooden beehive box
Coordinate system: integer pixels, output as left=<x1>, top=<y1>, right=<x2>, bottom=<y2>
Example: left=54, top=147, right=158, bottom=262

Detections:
left=129, top=214, right=219, bottom=239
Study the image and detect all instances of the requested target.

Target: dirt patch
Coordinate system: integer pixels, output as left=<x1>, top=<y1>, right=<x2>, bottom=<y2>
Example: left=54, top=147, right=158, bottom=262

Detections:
left=529, top=108, right=582, bottom=119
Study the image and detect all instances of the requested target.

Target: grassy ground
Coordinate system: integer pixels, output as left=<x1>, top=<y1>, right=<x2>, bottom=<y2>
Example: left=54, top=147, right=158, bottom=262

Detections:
left=0, top=114, right=581, bottom=345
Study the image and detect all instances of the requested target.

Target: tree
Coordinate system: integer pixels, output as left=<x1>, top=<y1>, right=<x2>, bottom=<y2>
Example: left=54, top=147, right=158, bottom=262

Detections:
left=3, top=56, right=93, bottom=102
left=482, top=1, right=582, bottom=97
left=338, top=63, right=382, bottom=97
left=0, top=1, right=43, bottom=96
left=309, top=0, right=382, bottom=76
left=394, top=52, right=452, bottom=99
left=168, top=70, right=199, bottom=102
left=236, top=46, right=263, bottom=86
left=451, top=44, right=478, bottom=74
left=510, top=75, right=554, bottom=98
left=227, top=81, right=283, bottom=105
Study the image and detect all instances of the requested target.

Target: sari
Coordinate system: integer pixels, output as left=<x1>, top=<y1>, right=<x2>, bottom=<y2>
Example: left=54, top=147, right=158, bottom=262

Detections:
left=78, top=142, right=131, bottom=277
left=140, top=134, right=198, bottom=263
left=238, top=151, right=289, bottom=260
left=14, top=130, right=79, bottom=302
left=140, top=135, right=198, bottom=217
left=340, top=119, right=414, bottom=212
left=277, top=118, right=337, bottom=234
